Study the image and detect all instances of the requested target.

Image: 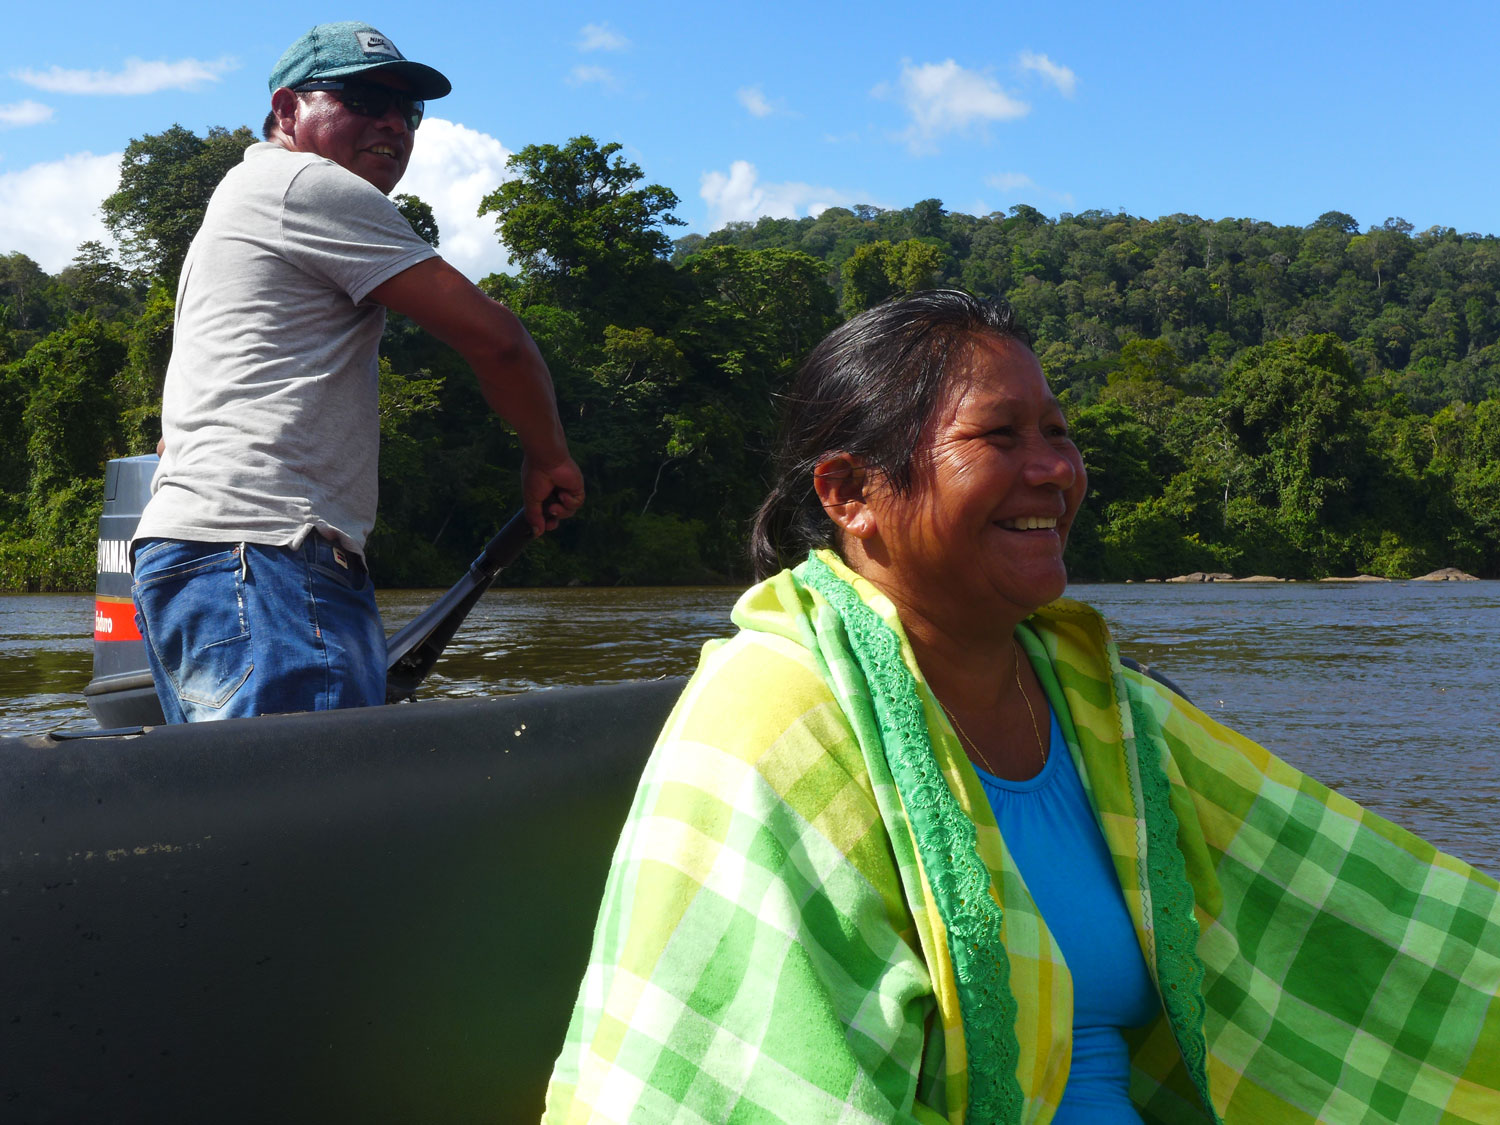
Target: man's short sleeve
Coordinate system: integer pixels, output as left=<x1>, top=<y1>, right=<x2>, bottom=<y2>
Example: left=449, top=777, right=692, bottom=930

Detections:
left=278, top=159, right=436, bottom=303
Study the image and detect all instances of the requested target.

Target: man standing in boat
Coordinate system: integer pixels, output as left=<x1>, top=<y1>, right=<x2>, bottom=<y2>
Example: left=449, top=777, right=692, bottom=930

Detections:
left=130, top=22, right=584, bottom=722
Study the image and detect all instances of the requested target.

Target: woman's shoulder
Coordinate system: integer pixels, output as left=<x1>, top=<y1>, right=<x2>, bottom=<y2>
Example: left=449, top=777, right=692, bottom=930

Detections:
left=647, top=625, right=874, bottom=808
left=1108, top=638, right=1315, bottom=810
left=666, top=627, right=844, bottom=746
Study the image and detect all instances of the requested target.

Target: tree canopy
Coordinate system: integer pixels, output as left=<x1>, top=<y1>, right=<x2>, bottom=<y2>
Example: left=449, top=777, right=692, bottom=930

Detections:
left=5, top=122, right=1500, bottom=589
left=478, top=136, right=682, bottom=325
left=100, top=125, right=257, bottom=290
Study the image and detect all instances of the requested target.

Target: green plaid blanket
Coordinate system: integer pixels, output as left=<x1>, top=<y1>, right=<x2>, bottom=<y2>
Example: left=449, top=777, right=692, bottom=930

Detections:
left=544, top=551, right=1500, bottom=1123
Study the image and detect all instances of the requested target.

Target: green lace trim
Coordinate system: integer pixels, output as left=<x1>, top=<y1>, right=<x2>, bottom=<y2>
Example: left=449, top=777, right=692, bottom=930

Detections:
left=800, top=554, right=1023, bottom=1125
left=1127, top=691, right=1220, bottom=1124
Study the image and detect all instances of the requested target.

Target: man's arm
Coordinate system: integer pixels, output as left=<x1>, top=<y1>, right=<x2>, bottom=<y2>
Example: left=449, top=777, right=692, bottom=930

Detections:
left=369, top=257, right=583, bottom=533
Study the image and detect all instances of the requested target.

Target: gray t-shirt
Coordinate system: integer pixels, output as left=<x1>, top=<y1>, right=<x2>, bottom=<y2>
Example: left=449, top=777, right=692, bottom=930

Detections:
left=135, top=142, right=436, bottom=554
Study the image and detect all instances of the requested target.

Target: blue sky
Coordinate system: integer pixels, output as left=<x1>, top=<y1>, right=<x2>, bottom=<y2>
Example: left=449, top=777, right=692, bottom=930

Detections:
left=4, top=1, right=1499, bottom=279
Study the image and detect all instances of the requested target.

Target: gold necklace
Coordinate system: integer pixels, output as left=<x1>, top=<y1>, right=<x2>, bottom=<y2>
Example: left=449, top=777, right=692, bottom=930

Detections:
left=940, top=640, right=1047, bottom=776
left=941, top=704, right=1000, bottom=775
left=1012, top=638, right=1047, bottom=767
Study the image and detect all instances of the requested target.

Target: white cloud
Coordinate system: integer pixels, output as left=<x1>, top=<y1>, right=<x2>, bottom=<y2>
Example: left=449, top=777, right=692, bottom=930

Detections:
left=0, top=122, right=530, bottom=284
left=13, top=56, right=236, bottom=95
left=400, top=118, right=515, bottom=280
left=700, top=160, right=863, bottom=229
left=1018, top=51, right=1076, bottom=97
left=977, top=170, right=1074, bottom=215
left=887, top=59, right=1029, bottom=153
left=986, top=172, right=1038, bottom=193
left=737, top=86, right=773, bottom=118
left=567, top=65, right=618, bottom=89
left=578, top=22, right=629, bottom=52
left=972, top=168, right=1080, bottom=217
left=0, top=100, right=54, bottom=129
left=0, top=152, right=121, bottom=272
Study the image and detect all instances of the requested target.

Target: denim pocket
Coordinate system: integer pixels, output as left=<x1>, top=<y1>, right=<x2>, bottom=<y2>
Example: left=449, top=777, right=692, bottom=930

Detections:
left=308, top=540, right=369, bottom=593
left=132, top=542, right=253, bottom=711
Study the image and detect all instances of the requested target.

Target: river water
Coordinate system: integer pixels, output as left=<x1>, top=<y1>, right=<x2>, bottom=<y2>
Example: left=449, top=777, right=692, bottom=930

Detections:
left=2, top=580, right=1497, bottom=876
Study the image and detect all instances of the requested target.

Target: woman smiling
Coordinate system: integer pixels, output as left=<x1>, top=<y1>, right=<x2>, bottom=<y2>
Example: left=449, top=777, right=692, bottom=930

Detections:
left=543, top=291, right=1500, bottom=1124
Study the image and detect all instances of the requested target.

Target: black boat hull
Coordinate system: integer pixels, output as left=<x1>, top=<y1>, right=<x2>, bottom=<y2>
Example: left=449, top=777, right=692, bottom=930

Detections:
left=0, top=681, right=683, bottom=1123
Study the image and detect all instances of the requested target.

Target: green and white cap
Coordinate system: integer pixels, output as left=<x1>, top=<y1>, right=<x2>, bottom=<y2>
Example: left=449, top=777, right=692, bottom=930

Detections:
left=269, top=22, right=451, bottom=99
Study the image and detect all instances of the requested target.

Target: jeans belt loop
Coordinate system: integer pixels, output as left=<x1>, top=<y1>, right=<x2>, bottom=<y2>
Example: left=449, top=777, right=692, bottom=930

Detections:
left=239, top=542, right=248, bottom=582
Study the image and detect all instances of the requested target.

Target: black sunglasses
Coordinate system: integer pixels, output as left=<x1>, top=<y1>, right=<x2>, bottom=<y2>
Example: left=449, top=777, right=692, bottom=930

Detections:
left=293, top=80, right=424, bottom=131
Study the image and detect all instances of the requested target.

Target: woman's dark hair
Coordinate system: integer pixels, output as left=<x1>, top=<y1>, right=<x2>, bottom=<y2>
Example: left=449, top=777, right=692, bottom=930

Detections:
left=749, top=289, right=1029, bottom=580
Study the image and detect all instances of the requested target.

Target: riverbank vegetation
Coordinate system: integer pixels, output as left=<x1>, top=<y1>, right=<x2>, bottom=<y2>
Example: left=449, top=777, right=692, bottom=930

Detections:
left=2, top=127, right=1498, bottom=589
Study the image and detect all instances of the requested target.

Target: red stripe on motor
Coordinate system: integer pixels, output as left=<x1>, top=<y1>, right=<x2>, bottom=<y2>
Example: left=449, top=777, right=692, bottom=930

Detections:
left=94, top=599, right=142, bottom=642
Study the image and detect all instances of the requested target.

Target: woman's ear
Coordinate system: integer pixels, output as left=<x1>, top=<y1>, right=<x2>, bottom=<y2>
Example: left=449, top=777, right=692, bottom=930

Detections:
left=813, top=455, right=879, bottom=540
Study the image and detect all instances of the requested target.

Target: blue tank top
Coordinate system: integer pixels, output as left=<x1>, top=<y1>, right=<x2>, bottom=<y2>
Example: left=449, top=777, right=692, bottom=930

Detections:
left=975, top=709, right=1158, bottom=1123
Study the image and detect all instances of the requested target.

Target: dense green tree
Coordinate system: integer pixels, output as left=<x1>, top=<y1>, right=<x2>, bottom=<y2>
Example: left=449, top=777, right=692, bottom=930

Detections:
left=100, top=124, right=256, bottom=290
left=1312, top=211, right=1360, bottom=234
left=670, top=232, right=706, bottom=263
left=1098, top=338, right=1188, bottom=429
left=1068, top=399, right=1164, bottom=515
left=115, top=287, right=175, bottom=455
left=1221, top=334, right=1367, bottom=566
left=0, top=360, right=29, bottom=501
left=0, top=319, right=128, bottom=588
left=9, top=126, right=1500, bottom=586
left=908, top=197, right=946, bottom=239
left=393, top=194, right=440, bottom=247
left=798, top=207, right=877, bottom=268
left=840, top=239, right=946, bottom=315
left=21, top=318, right=127, bottom=498
left=54, top=241, right=142, bottom=323
left=678, top=246, right=839, bottom=375
left=1428, top=400, right=1500, bottom=574
left=478, top=136, right=682, bottom=324
left=0, top=253, right=57, bottom=349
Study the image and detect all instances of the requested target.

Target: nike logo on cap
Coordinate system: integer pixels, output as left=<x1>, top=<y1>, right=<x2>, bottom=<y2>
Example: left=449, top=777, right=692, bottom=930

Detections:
left=355, top=31, right=404, bottom=59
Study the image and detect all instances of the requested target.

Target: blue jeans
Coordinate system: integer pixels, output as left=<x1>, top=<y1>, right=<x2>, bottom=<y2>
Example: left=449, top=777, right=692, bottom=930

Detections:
left=132, top=537, right=387, bottom=722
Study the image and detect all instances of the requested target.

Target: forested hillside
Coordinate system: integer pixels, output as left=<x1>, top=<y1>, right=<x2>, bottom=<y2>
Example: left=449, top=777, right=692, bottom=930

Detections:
left=2, top=126, right=1498, bottom=589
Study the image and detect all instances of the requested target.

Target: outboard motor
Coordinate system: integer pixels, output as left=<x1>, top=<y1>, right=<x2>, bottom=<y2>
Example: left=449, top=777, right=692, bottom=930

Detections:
left=84, top=454, right=166, bottom=727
